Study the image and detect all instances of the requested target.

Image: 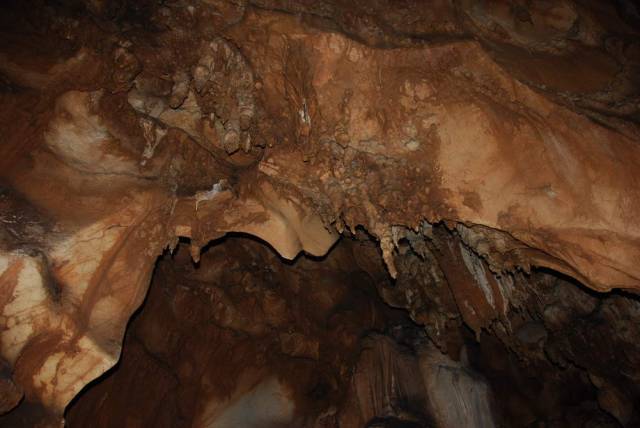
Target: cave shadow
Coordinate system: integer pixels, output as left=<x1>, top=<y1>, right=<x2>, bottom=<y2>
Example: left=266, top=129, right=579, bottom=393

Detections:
left=63, top=229, right=385, bottom=420
left=194, top=231, right=344, bottom=268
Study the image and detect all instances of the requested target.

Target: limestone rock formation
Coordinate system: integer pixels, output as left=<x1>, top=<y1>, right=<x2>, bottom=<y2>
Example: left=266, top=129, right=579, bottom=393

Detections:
left=1, top=0, right=640, bottom=426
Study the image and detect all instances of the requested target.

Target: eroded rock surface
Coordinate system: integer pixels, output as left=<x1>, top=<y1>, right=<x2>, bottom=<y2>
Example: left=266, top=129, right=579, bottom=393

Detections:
left=0, top=0, right=640, bottom=426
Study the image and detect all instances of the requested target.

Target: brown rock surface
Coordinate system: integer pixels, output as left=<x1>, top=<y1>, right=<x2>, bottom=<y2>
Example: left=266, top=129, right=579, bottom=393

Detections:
left=0, top=0, right=639, bottom=425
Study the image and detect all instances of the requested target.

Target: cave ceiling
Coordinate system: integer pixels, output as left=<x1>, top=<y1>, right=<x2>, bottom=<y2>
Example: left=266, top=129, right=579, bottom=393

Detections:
left=0, top=0, right=640, bottom=426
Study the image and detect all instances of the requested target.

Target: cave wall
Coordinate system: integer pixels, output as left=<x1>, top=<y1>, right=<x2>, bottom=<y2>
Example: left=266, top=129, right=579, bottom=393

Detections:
left=0, top=0, right=639, bottom=425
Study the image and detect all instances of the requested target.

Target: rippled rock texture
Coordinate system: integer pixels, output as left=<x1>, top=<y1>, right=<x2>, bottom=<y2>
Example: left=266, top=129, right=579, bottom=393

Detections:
left=0, top=0, right=639, bottom=426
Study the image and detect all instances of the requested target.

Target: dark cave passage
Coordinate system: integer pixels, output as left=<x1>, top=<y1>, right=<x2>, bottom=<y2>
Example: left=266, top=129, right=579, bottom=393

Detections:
left=61, top=231, right=638, bottom=428
left=65, top=234, right=426, bottom=427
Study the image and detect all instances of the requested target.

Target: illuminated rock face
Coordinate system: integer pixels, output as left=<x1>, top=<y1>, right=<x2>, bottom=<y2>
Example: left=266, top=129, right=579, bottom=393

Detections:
left=0, top=0, right=639, bottom=426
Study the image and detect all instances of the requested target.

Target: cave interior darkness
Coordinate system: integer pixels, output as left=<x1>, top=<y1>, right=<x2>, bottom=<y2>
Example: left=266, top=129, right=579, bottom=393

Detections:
left=58, top=230, right=640, bottom=428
